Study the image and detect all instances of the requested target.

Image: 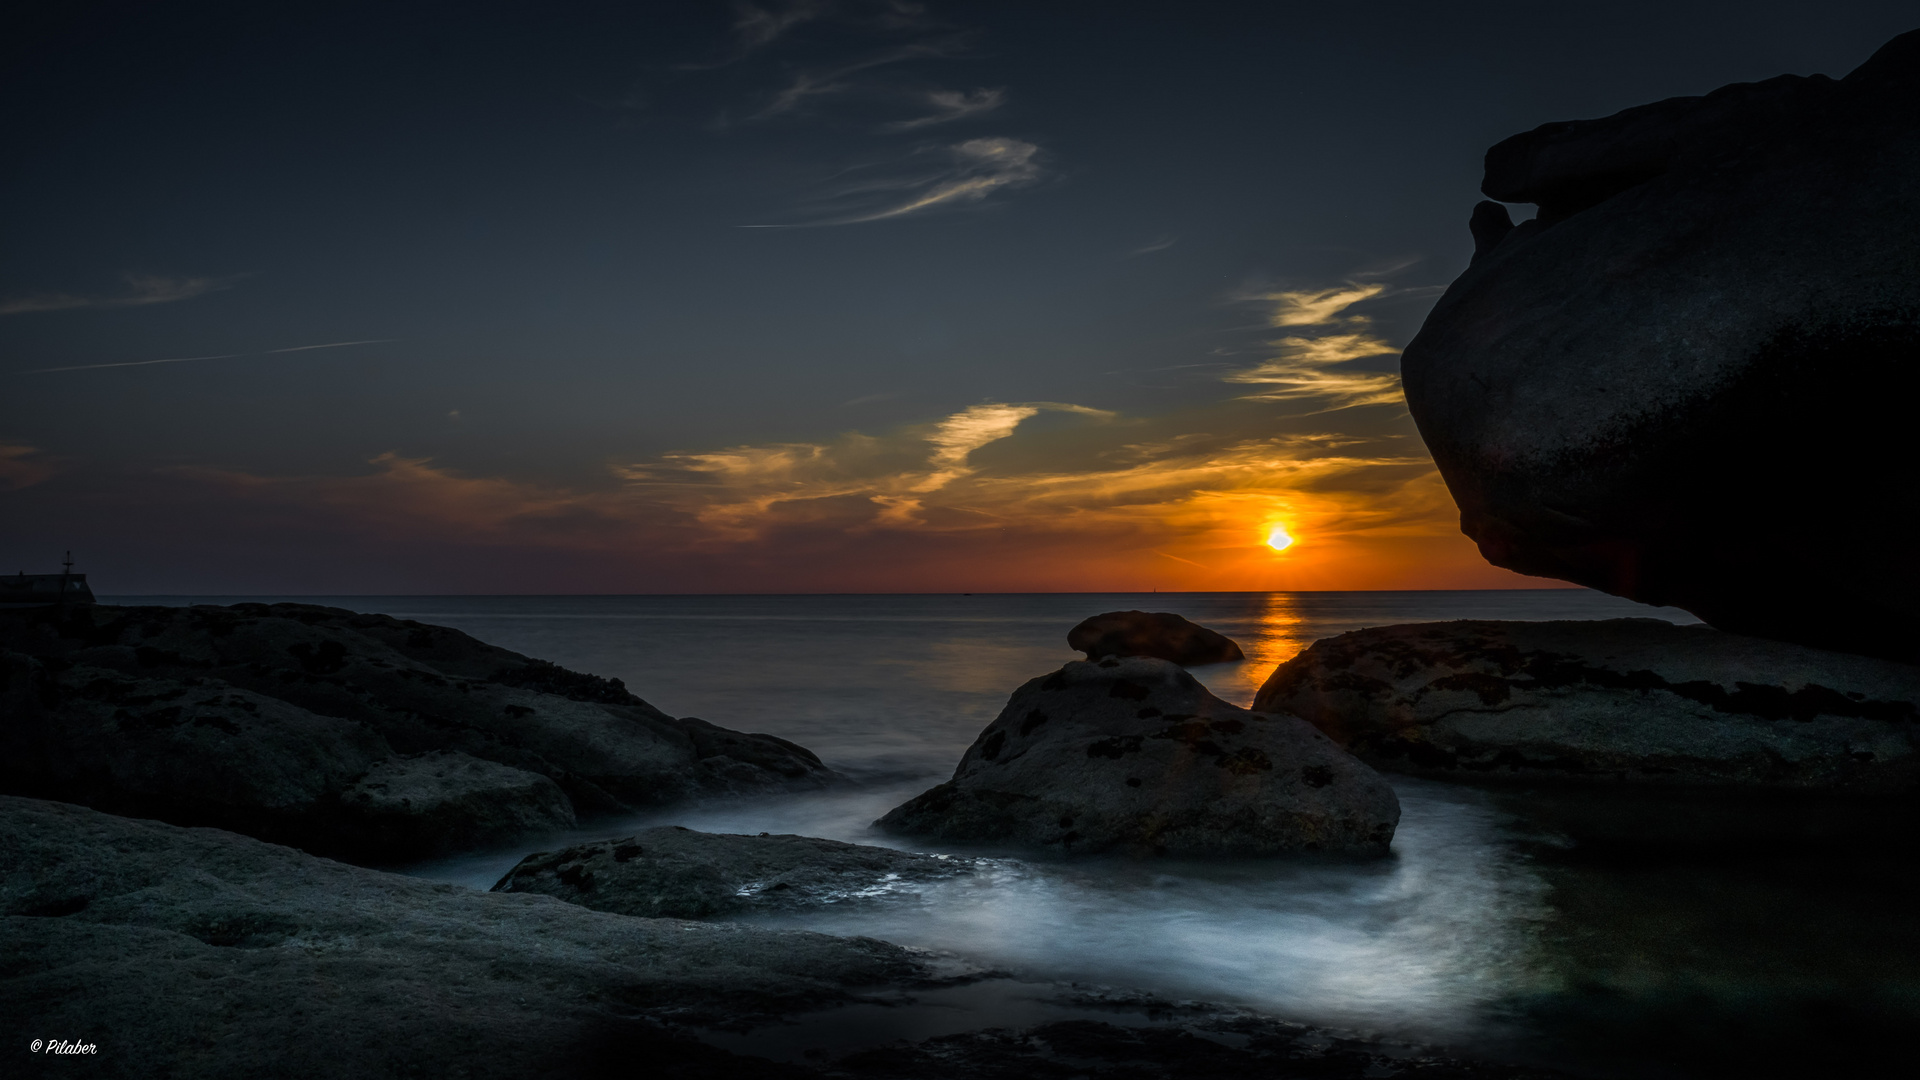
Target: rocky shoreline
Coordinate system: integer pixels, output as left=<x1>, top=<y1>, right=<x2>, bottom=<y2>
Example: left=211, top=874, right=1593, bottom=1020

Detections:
left=8, top=598, right=1919, bottom=1077
left=0, top=602, right=828, bottom=862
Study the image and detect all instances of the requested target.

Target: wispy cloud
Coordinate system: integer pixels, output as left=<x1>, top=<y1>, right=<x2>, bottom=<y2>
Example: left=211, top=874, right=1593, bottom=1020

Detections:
left=1257, top=283, right=1386, bottom=327
left=734, top=0, right=837, bottom=52
left=879, top=87, right=1004, bottom=131
left=1222, top=281, right=1408, bottom=409
left=14, top=339, right=402, bottom=376
left=754, top=42, right=958, bottom=118
left=622, top=400, right=1110, bottom=531
left=0, top=444, right=55, bottom=490
left=0, top=273, right=241, bottom=317
left=1129, top=235, right=1179, bottom=257
left=749, top=136, right=1041, bottom=226
left=1222, top=336, right=1405, bottom=408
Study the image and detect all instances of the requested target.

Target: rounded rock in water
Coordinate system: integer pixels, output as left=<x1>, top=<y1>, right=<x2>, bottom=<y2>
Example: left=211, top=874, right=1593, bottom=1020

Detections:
left=877, top=656, right=1400, bottom=855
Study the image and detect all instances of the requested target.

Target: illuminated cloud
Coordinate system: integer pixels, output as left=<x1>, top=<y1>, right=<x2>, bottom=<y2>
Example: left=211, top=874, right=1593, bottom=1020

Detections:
left=880, top=87, right=1005, bottom=131
left=1222, top=280, right=1411, bottom=410
left=919, top=402, right=1042, bottom=488
left=620, top=400, right=1108, bottom=531
left=1255, top=283, right=1386, bottom=327
left=0, top=273, right=238, bottom=317
left=1223, top=333, right=1405, bottom=408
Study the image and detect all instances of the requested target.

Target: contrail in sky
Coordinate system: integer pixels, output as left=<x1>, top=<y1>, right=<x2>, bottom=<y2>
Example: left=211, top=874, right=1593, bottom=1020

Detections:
left=13, top=338, right=402, bottom=375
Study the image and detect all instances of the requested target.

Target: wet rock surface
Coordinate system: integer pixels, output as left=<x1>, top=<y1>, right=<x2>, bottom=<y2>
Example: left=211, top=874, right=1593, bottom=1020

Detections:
left=0, top=796, right=937, bottom=1080
left=1067, top=610, right=1245, bottom=665
left=1400, top=30, right=1920, bottom=661
left=878, top=656, right=1399, bottom=854
left=1253, top=619, right=1920, bottom=790
left=0, top=603, right=829, bottom=860
left=494, top=827, right=974, bottom=919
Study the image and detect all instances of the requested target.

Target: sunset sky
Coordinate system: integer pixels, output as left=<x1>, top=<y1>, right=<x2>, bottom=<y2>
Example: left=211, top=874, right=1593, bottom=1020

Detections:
left=3, top=1, right=1911, bottom=593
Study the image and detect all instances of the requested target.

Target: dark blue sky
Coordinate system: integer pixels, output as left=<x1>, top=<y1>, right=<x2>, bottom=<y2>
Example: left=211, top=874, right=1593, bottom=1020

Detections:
left=3, top=2, right=1912, bottom=592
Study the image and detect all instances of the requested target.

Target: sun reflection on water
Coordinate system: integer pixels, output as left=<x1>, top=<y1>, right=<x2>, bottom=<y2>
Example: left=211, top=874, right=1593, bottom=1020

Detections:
left=1192, top=591, right=1310, bottom=706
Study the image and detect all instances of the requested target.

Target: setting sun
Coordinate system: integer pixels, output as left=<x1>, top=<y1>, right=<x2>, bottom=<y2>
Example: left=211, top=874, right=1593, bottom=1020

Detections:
left=1265, top=525, right=1296, bottom=552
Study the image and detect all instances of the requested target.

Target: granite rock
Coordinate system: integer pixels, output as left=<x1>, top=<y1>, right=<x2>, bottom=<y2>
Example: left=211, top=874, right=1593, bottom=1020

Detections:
left=1067, top=610, right=1245, bottom=665
left=1401, top=30, right=1920, bottom=660
left=878, top=657, right=1398, bottom=855
left=0, top=603, right=829, bottom=860
left=1252, top=619, right=1920, bottom=790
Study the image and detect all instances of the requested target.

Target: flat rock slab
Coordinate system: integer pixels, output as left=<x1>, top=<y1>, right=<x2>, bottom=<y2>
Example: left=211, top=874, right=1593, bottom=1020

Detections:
left=878, top=657, right=1398, bottom=855
left=1253, top=619, right=1920, bottom=791
left=494, top=827, right=973, bottom=919
left=1067, top=610, right=1244, bottom=665
left=0, top=795, right=938, bottom=1079
left=0, top=603, right=829, bottom=861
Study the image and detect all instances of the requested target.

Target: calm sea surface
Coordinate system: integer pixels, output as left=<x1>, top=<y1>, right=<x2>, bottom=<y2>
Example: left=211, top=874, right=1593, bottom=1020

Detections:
left=109, top=591, right=1918, bottom=1076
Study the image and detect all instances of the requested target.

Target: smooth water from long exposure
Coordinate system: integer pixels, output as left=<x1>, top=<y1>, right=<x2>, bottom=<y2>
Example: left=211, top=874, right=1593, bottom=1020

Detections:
left=114, top=591, right=1920, bottom=1075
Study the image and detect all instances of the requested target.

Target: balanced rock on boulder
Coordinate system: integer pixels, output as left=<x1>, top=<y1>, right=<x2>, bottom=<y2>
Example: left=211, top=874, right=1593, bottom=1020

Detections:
left=1254, top=619, right=1920, bottom=792
left=878, top=656, right=1398, bottom=855
left=493, top=827, right=973, bottom=919
left=1400, top=30, right=1920, bottom=661
left=1067, top=610, right=1244, bottom=665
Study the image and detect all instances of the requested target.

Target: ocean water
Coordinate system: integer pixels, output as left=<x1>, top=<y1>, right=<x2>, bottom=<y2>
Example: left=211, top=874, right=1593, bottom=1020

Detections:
left=109, top=591, right=1920, bottom=1075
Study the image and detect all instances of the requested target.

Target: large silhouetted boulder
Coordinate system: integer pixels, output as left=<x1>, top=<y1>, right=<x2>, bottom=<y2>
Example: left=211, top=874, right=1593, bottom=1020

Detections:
left=1252, top=619, right=1920, bottom=791
left=1068, top=610, right=1245, bottom=665
left=1400, top=30, right=1920, bottom=661
left=877, top=656, right=1398, bottom=855
left=0, top=603, right=829, bottom=860
left=493, top=827, right=973, bottom=919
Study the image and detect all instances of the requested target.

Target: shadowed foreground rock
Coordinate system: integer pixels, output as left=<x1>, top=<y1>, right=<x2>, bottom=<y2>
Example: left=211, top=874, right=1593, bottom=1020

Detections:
left=1253, top=619, right=1920, bottom=791
left=1067, top=610, right=1245, bottom=665
left=0, top=800, right=1568, bottom=1080
left=879, top=656, right=1398, bottom=854
left=494, top=827, right=975, bottom=919
left=1400, top=30, right=1920, bottom=661
left=0, top=796, right=933, bottom=1080
left=814, top=1015, right=1572, bottom=1080
left=0, top=603, right=828, bottom=861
